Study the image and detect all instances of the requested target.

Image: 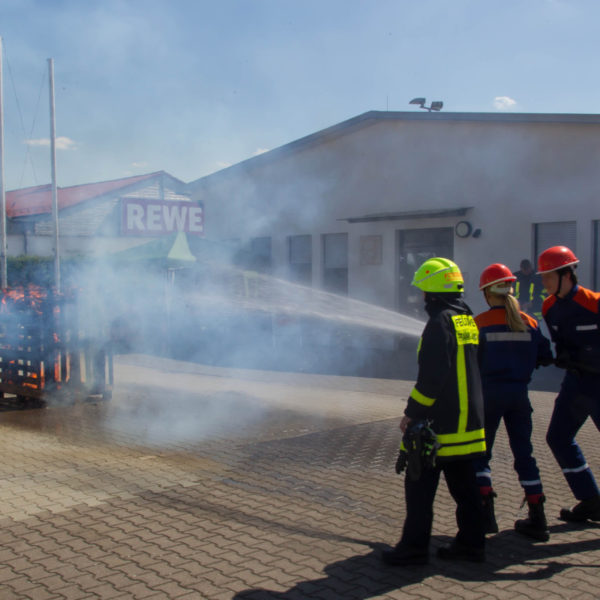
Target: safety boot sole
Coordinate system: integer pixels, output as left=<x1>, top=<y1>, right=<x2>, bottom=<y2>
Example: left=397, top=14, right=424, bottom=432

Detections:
left=381, top=549, right=429, bottom=566
left=514, top=522, right=550, bottom=542
left=559, top=496, right=600, bottom=522
left=559, top=509, right=600, bottom=522
left=437, top=543, right=485, bottom=563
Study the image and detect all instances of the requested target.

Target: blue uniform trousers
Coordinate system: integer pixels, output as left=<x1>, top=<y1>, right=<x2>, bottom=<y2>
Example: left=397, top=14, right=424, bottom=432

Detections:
left=475, top=385, right=543, bottom=496
left=546, top=372, right=600, bottom=500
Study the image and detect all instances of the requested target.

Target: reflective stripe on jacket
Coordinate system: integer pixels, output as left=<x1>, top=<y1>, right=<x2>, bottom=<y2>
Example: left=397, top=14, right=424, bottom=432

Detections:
left=405, top=301, right=486, bottom=461
left=474, top=306, right=553, bottom=388
left=543, top=284, right=600, bottom=376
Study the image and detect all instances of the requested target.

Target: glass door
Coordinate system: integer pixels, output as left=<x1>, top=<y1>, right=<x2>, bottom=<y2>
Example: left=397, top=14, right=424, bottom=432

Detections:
left=397, top=227, right=454, bottom=317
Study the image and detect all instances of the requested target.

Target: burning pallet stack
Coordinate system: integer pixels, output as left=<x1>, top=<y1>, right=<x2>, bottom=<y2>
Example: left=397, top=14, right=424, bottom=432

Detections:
left=0, top=286, right=112, bottom=405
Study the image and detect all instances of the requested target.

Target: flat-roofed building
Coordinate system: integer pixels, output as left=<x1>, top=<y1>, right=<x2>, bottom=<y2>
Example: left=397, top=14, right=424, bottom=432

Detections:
left=187, top=110, right=600, bottom=317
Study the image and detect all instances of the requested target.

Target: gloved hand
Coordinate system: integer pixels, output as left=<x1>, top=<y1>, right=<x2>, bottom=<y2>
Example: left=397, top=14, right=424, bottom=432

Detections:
left=536, top=356, right=554, bottom=368
left=554, top=352, right=571, bottom=370
left=555, top=352, right=583, bottom=377
left=395, top=450, right=407, bottom=475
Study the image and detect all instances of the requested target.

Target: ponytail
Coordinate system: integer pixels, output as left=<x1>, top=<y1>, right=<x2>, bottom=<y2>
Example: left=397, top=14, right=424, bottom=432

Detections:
left=504, top=294, right=527, bottom=332
left=485, top=288, right=527, bottom=332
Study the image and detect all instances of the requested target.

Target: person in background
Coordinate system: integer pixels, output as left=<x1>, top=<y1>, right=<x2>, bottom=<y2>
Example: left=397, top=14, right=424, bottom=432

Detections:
left=382, top=258, right=486, bottom=566
left=474, top=264, right=553, bottom=541
left=539, top=246, right=600, bottom=523
left=514, top=259, right=545, bottom=318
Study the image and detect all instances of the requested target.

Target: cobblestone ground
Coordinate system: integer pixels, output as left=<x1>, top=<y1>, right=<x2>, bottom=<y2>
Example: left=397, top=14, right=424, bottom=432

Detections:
left=0, top=354, right=598, bottom=600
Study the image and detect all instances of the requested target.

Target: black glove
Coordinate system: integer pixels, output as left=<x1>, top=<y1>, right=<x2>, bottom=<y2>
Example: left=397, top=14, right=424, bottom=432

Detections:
left=395, top=450, right=407, bottom=475
left=555, top=353, right=584, bottom=377
left=398, top=420, right=440, bottom=480
left=536, top=356, right=554, bottom=368
left=554, top=352, right=571, bottom=370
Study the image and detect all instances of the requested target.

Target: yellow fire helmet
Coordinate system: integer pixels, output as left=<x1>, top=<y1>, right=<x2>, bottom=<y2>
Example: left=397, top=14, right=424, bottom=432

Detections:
left=412, top=257, right=464, bottom=293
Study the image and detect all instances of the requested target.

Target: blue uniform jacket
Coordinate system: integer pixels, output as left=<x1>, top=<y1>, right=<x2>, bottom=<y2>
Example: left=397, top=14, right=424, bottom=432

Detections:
left=543, top=284, right=600, bottom=377
left=474, top=306, right=553, bottom=390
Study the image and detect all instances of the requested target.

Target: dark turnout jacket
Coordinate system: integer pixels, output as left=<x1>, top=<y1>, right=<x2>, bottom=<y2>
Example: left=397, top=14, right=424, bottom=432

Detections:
left=405, top=296, right=486, bottom=462
left=543, top=284, right=600, bottom=383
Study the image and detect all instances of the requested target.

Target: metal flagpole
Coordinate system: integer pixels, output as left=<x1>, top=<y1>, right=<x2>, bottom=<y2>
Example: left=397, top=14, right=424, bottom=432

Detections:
left=0, top=38, right=7, bottom=289
left=48, top=58, right=60, bottom=292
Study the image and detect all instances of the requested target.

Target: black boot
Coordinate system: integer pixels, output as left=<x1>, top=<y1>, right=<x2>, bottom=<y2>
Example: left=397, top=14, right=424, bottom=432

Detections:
left=437, top=541, right=485, bottom=563
left=481, top=492, right=499, bottom=534
left=515, top=495, right=549, bottom=541
left=559, top=495, right=600, bottom=522
left=381, top=544, right=429, bottom=566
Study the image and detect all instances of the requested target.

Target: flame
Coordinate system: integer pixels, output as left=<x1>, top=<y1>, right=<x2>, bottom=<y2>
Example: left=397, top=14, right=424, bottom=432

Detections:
left=0, top=285, right=71, bottom=392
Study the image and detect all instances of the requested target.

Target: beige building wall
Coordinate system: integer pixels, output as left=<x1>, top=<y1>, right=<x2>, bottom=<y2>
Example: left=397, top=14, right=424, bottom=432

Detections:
left=189, top=112, right=600, bottom=316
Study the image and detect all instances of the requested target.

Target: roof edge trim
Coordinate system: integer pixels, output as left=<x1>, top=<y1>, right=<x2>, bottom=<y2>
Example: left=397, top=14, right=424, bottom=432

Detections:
left=340, top=207, right=473, bottom=223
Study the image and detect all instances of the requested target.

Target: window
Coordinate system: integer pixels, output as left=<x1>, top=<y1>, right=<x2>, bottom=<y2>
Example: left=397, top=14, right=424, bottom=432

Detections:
left=397, top=227, right=453, bottom=316
left=322, top=233, right=348, bottom=295
left=534, top=221, right=577, bottom=258
left=288, top=235, right=312, bottom=285
left=250, top=237, right=272, bottom=272
left=360, top=235, right=382, bottom=265
left=234, top=237, right=272, bottom=272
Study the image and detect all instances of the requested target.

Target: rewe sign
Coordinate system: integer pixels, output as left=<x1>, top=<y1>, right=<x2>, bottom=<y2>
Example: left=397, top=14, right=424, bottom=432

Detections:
left=122, top=198, right=204, bottom=236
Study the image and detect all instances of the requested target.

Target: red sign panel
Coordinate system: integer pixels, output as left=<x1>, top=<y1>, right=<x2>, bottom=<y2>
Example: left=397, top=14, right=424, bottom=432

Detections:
left=121, top=198, right=204, bottom=236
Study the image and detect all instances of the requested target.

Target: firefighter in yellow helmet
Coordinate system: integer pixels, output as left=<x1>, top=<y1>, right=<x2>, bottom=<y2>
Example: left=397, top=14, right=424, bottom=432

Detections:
left=382, top=258, right=487, bottom=566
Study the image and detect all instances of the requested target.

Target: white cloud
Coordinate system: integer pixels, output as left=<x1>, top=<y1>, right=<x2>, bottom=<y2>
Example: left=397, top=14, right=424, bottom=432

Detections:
left=253, top=148, right=269, bottom=156
left=493, top=96, right=517, bottom=111
left=25, top=136, right=78, bottom=150
left=131, top=161, right=148, bottom=168
left=25, top=139, right=49, bottom=147
left=215, top=161, right=232, bottom=169
left=56, top=137, right=77, bottom=150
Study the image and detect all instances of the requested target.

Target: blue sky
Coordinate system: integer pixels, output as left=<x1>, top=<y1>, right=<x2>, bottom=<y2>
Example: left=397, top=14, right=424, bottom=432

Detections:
left=1, top=0, right=598, bottom=190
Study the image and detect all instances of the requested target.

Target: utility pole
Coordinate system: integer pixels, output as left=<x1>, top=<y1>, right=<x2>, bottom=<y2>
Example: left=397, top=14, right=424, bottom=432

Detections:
left=48, top=58, right=60, bottom=292
left=0, top=38, right=7, bottom=289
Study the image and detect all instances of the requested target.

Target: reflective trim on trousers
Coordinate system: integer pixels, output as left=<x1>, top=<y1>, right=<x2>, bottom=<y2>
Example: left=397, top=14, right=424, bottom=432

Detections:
left=519, top=478, right=542, bottom=486
left=562, top=463, right=590, bottom=474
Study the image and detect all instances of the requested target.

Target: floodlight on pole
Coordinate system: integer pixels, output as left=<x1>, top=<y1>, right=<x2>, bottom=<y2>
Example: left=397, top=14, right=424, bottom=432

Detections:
left=409, top=98, right=443, bottom=112
left=409, top=97, right=426, bottom=108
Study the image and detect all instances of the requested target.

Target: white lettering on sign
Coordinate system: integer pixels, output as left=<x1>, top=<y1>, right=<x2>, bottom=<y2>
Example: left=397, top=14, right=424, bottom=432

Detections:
left=147, top=205, right=162, bottom=231
left=122, top=198, right=204, bottom=236
left=164, top=204, right=188, bottom=230
left=126, top=203, right=145, bottom=231
left=189, top=207, right=203, bottom=232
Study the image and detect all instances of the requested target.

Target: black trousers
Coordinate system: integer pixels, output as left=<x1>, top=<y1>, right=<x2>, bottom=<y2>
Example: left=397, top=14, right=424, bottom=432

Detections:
left=400, top=459, right=485, bottom=552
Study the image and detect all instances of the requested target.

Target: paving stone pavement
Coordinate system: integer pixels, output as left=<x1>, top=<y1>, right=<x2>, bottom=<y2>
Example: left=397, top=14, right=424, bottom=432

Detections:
left=0, top=354, right=599, bottom=600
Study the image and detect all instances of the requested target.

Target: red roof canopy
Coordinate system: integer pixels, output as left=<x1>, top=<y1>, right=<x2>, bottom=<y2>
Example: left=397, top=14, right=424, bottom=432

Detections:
left=6, top=172, right=167, bottom=218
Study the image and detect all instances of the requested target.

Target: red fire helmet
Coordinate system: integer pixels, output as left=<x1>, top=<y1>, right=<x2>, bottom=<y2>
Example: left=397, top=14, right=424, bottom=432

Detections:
left=537, top=246, right=579, bottom=274
left=479, top=263, right=516, bottom=291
